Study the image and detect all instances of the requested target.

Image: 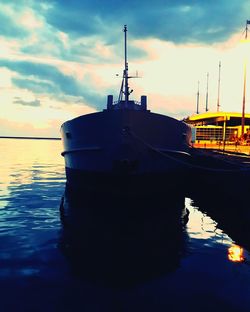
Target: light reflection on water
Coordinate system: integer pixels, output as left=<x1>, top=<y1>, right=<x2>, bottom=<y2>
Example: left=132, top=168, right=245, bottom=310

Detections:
left=1, top=138, right=250, bottom=311
left=185, top=198, right=231, bottom=245
left=0, top=138, right=65, bottom=268
left=228, top=245, right=245, bottom=262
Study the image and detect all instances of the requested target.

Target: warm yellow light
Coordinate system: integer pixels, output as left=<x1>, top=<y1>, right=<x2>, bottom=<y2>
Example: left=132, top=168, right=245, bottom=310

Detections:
left=240, top=39, right=250, bottom=44
left=228, top=245, right=244, bottom=262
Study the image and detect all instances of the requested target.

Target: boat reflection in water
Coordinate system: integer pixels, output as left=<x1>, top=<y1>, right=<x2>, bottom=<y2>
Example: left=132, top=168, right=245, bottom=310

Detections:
left=189, top=189, right=250, bottom=255
left=59, top=185, right=188, bottom=287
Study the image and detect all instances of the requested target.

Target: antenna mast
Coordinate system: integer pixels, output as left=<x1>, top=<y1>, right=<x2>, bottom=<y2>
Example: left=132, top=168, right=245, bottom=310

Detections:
left=196, top=81, right=200, bottom=114
left=217, top=61, right=221, bottom=112
left=245, top=20, right=249, bottom=39
left=205, top=72, right=209, bottom=112
left=124, top=25, right=129, bottom=106
left=241, top=60, right=247, bottom=138
left=241, top=20, right=250, bottom=137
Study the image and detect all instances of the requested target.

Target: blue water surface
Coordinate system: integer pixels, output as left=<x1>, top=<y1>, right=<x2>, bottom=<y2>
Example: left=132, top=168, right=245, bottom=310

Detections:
left=0, top=138, right=250, bottom=312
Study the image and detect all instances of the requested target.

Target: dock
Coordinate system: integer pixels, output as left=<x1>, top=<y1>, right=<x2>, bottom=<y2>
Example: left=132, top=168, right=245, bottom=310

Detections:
left=191, top=147, right=250, bottom=169
left=187, top=145, right=250, bottom=202
left=193, top=142, right=250, bottom=156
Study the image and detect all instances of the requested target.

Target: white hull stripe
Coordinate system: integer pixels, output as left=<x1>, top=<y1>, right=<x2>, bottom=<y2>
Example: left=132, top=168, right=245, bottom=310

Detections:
left=61, top=146, right=102, bottom=156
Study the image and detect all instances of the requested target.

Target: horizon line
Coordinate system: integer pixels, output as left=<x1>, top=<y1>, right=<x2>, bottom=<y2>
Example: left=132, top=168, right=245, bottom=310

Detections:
left=0, top=136, right=61, bottom=140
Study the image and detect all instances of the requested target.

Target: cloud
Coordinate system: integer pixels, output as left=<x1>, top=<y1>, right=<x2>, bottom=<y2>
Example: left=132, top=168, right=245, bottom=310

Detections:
left=13, top=97, right=41, bottom=107
left=1, top=0, right=242, bottom=64
left=0, top=0, right=249, bottom=132
left=0, top=8, right=28, bottom=38
left=12, top=77, right=55, bottom=94
left=0, top=59, right=106, bottom=109
left=0, top=0, right=249, bottom=64
left=43, top=0, right=250, bottom=44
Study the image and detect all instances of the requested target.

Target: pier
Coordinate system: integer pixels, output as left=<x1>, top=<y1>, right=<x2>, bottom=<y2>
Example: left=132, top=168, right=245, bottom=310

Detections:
left=193, top=142, right=250, bottom=156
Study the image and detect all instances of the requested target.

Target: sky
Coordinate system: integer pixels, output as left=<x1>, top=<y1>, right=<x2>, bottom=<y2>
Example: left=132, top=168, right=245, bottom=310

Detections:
left=1, top=0, right=250, bottom=137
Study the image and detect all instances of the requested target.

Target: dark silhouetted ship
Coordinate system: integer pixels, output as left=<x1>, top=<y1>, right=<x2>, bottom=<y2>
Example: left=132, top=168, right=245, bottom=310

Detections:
left=61, top=26, right=192, bottom=195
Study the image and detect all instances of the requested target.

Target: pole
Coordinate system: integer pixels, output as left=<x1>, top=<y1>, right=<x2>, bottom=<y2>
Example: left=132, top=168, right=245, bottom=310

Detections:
left=217, top=61, right=221, bottom=112
left=241, top=61, right=247, bottom=138
left=196, top=81, right=200, bottom=114
left=245, top=20, right=248, bottom=40
left=223, top=115, right=226, bottom=153
left=241, top=20, right=248, bottom=138
left=124, top=25, right=129, bottom=106
left=205, top=72, right=209, bottom=112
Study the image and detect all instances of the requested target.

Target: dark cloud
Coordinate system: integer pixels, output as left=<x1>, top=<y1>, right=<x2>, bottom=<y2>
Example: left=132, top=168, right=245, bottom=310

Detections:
left=43, top=0, right=250, bottom=44
left=0, top=59, right=106, bottom=109
left=0, top=60, right=82, bottom=96
left=4, top=0, right=246, bottom=66
left=12, top=77, right=55, bottom=95
left=1, top=0, right=249, bottom=61
left=1, top=0, right=249, bottom=113
left=20, top=35, right=147, bottom=65
left=13, top=97, right=41, bottom=107
left=0, top=10, right=28, bottom=38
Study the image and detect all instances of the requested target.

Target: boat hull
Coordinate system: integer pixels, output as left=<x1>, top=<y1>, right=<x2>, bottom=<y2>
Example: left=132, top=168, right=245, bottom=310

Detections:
left=61, top=109, right=192, bottom=191
left=65, top=167, right=188, bottom=196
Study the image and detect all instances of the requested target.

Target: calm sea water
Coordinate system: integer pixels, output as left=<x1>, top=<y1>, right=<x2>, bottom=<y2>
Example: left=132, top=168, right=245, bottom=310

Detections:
left=1, top=138, right=250, bottom=312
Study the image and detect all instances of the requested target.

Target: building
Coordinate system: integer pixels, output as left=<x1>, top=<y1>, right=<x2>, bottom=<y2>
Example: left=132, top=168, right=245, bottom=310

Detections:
left=184, top=112, right=250, bottom=144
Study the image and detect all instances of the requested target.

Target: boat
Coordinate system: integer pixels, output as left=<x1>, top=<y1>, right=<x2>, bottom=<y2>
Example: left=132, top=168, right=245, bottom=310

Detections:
left=186, top=147, right=250, bottom=198
left=60, top=25, right=192, bottom=195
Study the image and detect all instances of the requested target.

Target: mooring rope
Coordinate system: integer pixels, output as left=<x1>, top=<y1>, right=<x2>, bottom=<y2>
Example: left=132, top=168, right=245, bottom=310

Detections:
left=127, top=129, right=249, bottom=174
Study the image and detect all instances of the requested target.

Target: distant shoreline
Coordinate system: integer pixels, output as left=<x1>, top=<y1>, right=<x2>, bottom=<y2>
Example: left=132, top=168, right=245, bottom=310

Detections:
left=0, top=136, right=61, bottom=140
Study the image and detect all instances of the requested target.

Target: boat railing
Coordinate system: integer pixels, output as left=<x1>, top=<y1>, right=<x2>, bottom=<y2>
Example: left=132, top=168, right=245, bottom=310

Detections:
left=112, top=100, right=141, bottom=106
left=107, top=95, right=147, bottom=111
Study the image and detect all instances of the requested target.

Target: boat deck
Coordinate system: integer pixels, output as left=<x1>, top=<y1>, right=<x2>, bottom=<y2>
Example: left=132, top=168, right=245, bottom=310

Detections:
left=191, top=148, right=250, bottom=169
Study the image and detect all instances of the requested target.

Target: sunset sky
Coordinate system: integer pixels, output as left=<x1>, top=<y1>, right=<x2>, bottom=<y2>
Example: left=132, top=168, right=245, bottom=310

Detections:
left=1, top=0, right=250, bottom=137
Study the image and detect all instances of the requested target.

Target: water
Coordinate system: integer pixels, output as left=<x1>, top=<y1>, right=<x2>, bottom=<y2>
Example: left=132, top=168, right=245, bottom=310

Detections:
left=1, top=138, right=250, bottom=312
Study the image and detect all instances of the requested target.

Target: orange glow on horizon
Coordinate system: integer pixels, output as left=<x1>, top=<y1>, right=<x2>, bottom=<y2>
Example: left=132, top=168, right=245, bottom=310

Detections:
left=228, top=245, right=244, bottom=262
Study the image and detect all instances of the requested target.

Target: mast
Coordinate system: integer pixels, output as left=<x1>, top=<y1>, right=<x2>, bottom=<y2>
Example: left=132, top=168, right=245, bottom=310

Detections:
left=245, top=20, right=249, bottom=39
left=241, top=20, right=249, bottom=137
left=205, top=72, right=209, bottom=112
left=217, top=61, right=221, bottom=112
left=196, top=80, right=200, bottom=114
left=124, top=25, right=129, bottom=106
left=241, top=59, right=247, bottom=137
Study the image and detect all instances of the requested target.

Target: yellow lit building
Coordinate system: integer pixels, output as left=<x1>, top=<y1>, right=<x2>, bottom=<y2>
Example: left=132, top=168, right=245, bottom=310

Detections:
left=184, top=112, right=250, bottom=144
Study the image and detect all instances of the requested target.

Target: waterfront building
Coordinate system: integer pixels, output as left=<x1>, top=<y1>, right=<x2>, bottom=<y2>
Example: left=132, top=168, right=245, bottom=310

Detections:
left=184, top=112, right=250, bottom=144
